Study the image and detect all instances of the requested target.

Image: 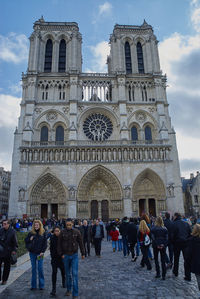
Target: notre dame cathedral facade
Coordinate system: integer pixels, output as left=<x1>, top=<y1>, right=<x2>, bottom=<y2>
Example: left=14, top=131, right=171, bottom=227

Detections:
left=9, top=18, right=184, bottom=220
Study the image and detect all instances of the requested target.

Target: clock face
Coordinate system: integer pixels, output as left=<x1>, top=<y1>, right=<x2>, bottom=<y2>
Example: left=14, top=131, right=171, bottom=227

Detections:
left=83, top=113, right=113, bottom=141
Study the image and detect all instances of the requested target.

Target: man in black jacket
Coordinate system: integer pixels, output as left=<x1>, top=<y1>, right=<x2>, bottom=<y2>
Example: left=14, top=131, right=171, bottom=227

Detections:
left=127, top=218, right=138, bottom=261
left=80, top=220, right=92, bottom=257
left=119, top=217, right=129, bottom=257
left=92, top=220, right=104, bottom=257
left=50, top=226, right=65, bottom=297
left=172, top=213, right=191, bottom=280
left=0, top=219, right=18, bottom=284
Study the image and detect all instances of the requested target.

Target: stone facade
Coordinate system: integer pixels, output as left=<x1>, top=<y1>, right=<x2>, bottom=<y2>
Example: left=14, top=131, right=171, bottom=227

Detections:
left=0, top=167, right=11, bottom=216
left=182, top=172, right=200, bottom=217
left=9, top=18, right=184, bottom=220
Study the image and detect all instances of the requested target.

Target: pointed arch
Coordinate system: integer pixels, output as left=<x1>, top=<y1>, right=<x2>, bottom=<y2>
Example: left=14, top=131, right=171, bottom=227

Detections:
left=31, top=173, right=66, bottom=204
left=137, top=42, right=144, bottom=73
left=133, top=168, right=166, bottom=200
left=125, top=41, right=132, bottom=74
left=58, top=39, right=66, bottom=72
left=44, top=39, right=53, bottom=72
left=77, top=165, right=123, bottom=201
left=77, top=166, right=123, bottom=219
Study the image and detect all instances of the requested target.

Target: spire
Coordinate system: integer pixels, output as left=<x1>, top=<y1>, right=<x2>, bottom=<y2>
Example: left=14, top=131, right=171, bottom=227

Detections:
left=39, top=15, right=45, bottom=23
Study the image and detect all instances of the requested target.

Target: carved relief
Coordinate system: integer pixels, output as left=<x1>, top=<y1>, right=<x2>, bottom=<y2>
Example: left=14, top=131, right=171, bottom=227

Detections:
left=68, top=186, right=77, bottom=200
left=136, top=111, right=146, bottom=123
left=46, top=112, right=57, bottom=121
left=34, top=108, right=42, bottom=114
left=123, top=185, right=131, bottom=198
left=18, top=186, right=26, bottom=202
left=167, top=183, right=175, bottom=197
left=62, top=107, right=69, bottom=114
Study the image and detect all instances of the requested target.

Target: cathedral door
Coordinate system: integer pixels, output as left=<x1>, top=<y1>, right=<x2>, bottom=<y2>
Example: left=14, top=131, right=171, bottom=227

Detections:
left=41, top=204, right=48, bottom=219
left=51, top=204, right=58, bottom=218
left=148, top=198, right=156, bottom=217
left=101, top=200, right=109, bottom=222
left=91, top=200, right=98, bottom=219
left=139, top=199, right=146, bottom=216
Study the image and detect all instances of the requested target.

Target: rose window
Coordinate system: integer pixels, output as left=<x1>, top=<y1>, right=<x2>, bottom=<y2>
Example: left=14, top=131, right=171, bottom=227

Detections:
left=83, top=113, right=113, bottom=141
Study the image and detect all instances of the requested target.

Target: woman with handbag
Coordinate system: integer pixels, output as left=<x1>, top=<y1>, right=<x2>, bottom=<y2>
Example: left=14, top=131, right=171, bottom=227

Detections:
left=138, top=220, right=152, bottom=270
left=151, top=216, right=168, bottom=280
left=25, top=219, right=47, bottom=290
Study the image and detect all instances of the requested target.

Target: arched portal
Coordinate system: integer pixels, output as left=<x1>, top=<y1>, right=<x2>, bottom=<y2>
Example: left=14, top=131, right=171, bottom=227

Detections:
left=132, top=169, right=166, bottom=216
left=30, top=173, right=67, bottom=218
left=77, top=166, right=123, bottom=220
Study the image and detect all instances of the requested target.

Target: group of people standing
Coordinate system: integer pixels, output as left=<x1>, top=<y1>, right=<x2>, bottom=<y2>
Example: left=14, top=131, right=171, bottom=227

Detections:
left=1, top=213, right=200, bottom=298
left=24, top=218, right=105, bottom=298
left=108, top=212, right=200, bottom=297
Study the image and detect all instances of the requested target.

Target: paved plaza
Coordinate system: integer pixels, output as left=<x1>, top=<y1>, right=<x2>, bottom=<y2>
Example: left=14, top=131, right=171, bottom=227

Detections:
left=0, top=240, right=199, bottom=299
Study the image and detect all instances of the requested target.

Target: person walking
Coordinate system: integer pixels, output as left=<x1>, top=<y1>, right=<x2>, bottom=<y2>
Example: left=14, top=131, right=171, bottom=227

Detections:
left=151, top=216, right=168, bottom=280
left=164, top=212, right=174, bottom=268
left=109, top=225, right=119, bottom=252
left=172, top=212, right=191, bottom=280
left=187, top=224, right=200, bottom=297
left=119, top=217, right=129, bottom=257
left=57, top=218, right=85, bottom=299
left=80, top=220, right=92, bottom=257
left=127, top=218, right=138, bottom=262
left=25, top=219, right=47, bottom=290
left=138, top=220, right=152, bottom=270
left=0, top=219, right=18, bottom=285
left=92, top=219, right=104, bottom=257
left=50, top=226, right=65, bottom=297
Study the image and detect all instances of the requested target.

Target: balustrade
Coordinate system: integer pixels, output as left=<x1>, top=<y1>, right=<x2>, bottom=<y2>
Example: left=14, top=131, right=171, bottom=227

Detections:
left=20, top=144, right=171, bottom=164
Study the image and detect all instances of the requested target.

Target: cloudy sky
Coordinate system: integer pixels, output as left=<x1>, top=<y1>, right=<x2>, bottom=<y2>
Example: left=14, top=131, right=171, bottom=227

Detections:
left=0, top=0, right=200, bottom=178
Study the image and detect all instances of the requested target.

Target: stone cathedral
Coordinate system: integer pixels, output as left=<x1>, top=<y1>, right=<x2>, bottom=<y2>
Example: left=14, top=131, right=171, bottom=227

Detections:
left=9, top=18, right=184, bottom=220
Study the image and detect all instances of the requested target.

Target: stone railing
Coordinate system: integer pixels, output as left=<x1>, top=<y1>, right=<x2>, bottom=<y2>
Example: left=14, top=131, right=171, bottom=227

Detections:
left=20, top=142, right=171, bottom=164
left=21, top=139, right=165, bottom=147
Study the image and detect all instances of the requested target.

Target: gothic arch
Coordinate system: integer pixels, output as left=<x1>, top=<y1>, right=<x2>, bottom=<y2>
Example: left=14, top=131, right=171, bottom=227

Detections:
left=133, top=168, right=165, bottom=199
left=34, top=109, right=70, bottom=129
left=30, top=173, right=66, bottom=204
left=132, top=169, right=166, bottom=216
left=121, top=36, right=134, bottom=46
left=127, top=109, right=158, bottom=128
left=77, top=166, right=123, bottom=219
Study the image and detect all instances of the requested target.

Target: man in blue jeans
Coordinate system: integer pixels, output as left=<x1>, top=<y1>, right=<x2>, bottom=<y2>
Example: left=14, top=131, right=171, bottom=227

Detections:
left=57, top=219, right=85, bottom=299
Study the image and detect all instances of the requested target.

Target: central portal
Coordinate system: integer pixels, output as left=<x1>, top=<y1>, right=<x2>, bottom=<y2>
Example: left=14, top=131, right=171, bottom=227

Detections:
left=77, top=166, right=123, bottom=219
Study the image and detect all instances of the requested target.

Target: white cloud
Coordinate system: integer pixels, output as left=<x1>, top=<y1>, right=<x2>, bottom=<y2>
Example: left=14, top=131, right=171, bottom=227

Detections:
left=0, top=33, right=29, bottom=64
left=88, top=41, right=110, bottom=72
left=92, top=2, right=113, bottom=24
left=0, top=94, right=21, bottom=127
left=9, top=82, right=22, bottom=96
left=99, top=2, right=112, bottom=16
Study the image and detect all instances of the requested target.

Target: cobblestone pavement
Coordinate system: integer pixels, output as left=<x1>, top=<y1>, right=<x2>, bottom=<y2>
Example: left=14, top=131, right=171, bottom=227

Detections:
left=0, top=240, right=199, bottom=299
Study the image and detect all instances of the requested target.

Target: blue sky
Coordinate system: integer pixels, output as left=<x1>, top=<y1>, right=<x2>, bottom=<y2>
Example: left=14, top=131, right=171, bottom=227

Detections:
left=0, top=0, right=200, bottom=177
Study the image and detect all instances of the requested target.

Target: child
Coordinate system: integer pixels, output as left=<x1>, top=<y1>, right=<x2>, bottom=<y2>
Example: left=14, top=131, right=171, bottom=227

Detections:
left=50, top=226, right=65, bottom=297
left=110, top=226, right=119, bottom=252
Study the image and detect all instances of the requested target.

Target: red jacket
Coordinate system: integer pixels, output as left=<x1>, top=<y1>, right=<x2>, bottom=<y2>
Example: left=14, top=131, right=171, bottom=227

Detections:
left=110, top=229, right=119, bottom=241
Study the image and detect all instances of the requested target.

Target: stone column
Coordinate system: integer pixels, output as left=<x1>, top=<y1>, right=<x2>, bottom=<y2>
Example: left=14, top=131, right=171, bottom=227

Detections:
left=68, top=186, right=77, bottom=218
left=48, top=203, right=51, bottom=218
left=123, top=185, right=132, bottom=217
left=98, top=201, right=102, bottom=219
left=52, top=40, right=59, bottom=72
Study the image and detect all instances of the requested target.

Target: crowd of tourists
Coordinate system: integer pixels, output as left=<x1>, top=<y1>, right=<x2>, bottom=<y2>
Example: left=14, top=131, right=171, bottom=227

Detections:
left=0, top=213, right=200, bottom=298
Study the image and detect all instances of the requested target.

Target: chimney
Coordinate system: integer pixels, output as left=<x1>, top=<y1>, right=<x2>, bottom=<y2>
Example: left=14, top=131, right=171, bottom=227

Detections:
left=190, top=173, right=194, bottom=180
